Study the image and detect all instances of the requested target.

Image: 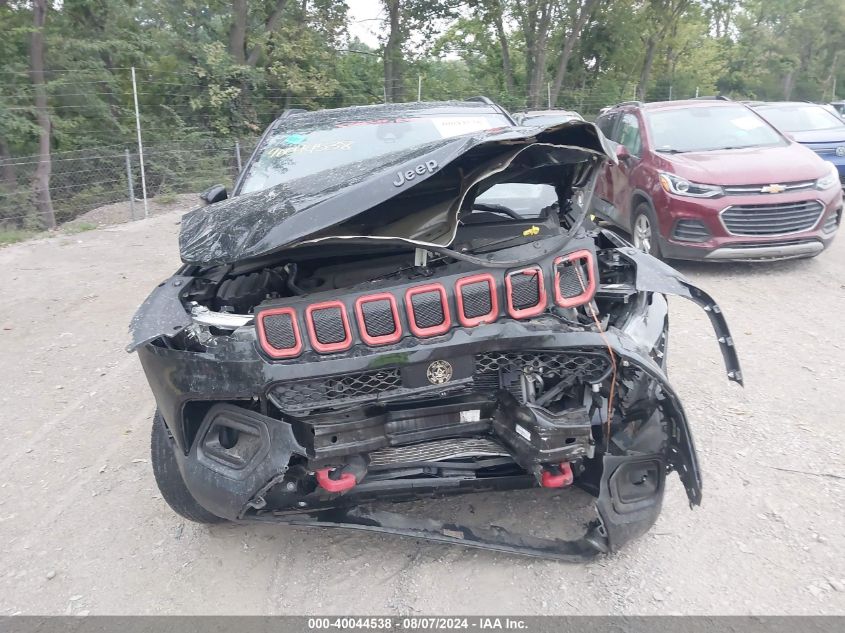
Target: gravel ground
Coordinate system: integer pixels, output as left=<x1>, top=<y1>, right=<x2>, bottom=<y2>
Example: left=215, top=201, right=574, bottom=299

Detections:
left=64, top=193, right=199, bottom=229
left=0, top=211, right=843, bottom=615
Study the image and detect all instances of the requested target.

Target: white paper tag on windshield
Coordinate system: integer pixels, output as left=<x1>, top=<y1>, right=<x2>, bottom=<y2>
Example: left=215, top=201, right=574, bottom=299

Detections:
left=432, top=116, right=495, bottom=139
left=731, top=116, right=764, bottom=131
left=460, top=409, right=481, bottom=423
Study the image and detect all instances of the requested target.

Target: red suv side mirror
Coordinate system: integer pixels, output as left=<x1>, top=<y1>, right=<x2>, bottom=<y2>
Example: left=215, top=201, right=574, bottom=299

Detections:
left=615, top=144, right=631, bottom=160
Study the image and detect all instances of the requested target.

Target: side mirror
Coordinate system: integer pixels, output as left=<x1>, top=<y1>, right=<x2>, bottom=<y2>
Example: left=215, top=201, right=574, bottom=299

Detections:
left=200, top=184, right=228, bottom=205
left=615, top=144, right=631, bottom=160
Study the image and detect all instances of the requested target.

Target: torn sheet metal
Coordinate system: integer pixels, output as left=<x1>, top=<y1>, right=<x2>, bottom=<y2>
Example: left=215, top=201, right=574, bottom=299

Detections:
left=602, top=231, right=744, bottom=385
left=179, top=121, right=615, bottom=266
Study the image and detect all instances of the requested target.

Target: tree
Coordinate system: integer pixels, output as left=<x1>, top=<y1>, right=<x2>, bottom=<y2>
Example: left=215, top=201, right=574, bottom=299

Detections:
left=30, top=0, right=55, bottom=229
left=636, top=0, right=691, bottom=101
left=383, top=0, right=403, bottom=101
left=549, top=0, right=602, bottom=105
left=379, top=0, right=461, bottom=102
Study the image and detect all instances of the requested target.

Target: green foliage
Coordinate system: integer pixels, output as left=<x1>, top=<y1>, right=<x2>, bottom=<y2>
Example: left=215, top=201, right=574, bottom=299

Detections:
left=1, top=0, right=844, bottom=228
left=62, top=221, right=97, bottom=234
left=0, top=228, right=42, bottom=246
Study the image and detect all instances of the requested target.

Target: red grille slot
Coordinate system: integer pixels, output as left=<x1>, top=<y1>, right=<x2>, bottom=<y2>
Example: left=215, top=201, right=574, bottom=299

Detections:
left=505, top=266, right=546, bottom=318
left=354, top=293, right=402, bottom=346
left=305, top=301, right=353, bottom=353
left=256, top=307, right=303, bottom=359
left=405, top=283, right=451, bottom=337
left=455, top=273, right=498, bottom=327
left=553, top=250, right=596, bottom=308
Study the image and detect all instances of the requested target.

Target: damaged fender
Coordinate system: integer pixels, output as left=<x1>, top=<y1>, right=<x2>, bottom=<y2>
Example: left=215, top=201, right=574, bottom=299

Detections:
left=603, top=230, right=744, bottom=386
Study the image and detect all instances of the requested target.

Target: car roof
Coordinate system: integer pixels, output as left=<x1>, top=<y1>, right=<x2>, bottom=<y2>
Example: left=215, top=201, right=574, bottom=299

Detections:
left=601, top=99, right=744, bottom=114
left=520, top=109, right=580, bottom=116
left=641, top=99, right=742, bottom=111
left=273, top=100, right=513, bottom=128
left=753, top=101, right=830, bottom=109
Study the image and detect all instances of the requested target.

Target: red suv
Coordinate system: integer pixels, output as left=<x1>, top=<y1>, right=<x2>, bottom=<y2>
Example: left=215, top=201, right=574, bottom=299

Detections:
left=592, top=100, right=843, bottom=260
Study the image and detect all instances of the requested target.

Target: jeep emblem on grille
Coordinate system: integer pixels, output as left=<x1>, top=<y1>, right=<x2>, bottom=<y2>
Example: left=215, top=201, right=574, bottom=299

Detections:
left=393, top=159, right=438, bottom=187
left=426, top=360, right=453, bottom=385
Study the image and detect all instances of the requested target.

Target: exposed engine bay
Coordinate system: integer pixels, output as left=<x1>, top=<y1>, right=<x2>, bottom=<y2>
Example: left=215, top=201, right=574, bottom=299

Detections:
left=129, top=112, right=742, bottom=560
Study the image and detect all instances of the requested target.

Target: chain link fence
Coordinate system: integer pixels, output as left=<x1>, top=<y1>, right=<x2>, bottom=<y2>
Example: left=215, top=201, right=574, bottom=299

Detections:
left=0, top=137, right=259, bottom=229
left=0, top=76, right=701, bottom=233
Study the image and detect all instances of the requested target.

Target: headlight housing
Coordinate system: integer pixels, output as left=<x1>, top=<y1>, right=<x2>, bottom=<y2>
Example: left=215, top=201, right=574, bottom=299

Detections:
left=816, top=161, right=840, bottom=190
left=658, top=172, right=724, bottom=198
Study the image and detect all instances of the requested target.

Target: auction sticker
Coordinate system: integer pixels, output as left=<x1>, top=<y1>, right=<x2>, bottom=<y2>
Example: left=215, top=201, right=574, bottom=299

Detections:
left=431, top=116, right=495, bottom=138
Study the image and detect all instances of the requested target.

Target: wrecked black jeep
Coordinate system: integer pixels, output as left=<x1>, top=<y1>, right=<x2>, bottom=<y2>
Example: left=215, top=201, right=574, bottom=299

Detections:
left=129, top=100, right=742, bottom=560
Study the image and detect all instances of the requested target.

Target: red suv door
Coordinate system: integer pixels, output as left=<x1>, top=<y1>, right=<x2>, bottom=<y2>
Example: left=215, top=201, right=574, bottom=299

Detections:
left=593, top=112, right=619, bottom=221
left=610, top=112, right=645, bottom=230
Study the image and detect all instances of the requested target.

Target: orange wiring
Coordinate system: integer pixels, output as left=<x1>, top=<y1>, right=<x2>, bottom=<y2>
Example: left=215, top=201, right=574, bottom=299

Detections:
left=574, top=263, right=617, bottom=452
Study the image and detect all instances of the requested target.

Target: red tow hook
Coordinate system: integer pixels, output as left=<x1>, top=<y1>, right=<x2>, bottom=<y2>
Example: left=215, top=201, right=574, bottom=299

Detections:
left=315, top=467, right=357, bottom=493
left=541, top=462, right=574, bottom=488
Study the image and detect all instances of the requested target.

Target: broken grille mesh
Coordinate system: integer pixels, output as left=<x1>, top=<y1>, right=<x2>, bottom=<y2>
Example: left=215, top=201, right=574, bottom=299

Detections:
left=557, top=261, right=589, bottom=299
left=460, top=281, right=493, bottom=318
left=269, top=369, right=404, bottom=412
left=263, top=313, right=297, bottom=349
left=510, top=272, right=541, bottom=308
left=361, top=299, right=397, bottom=337
left=410, top=291, right=446, bottom=328
left=267, top=350, right=611, bottom=413
left=311, top=306, right=347, bottom=345
left=474, top=351, right=610, bottom=383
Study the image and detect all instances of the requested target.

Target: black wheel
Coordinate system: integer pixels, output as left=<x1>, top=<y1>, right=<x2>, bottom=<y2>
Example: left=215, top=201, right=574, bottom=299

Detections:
left=631, top=203, right=662, bottom=259
left=150, top=410, right=226, bottom=524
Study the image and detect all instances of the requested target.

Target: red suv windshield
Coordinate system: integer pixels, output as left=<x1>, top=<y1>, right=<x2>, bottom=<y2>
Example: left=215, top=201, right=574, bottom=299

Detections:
left=646, top=105, right=786, bottom=153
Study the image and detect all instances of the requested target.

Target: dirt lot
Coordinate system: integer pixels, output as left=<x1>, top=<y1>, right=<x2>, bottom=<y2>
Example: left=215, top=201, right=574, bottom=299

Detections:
left=1, top=211, right=844, bottom=615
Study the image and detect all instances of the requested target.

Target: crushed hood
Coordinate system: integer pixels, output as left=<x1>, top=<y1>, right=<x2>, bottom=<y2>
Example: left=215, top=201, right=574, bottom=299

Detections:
left=179, top=121, right=615, bottom=266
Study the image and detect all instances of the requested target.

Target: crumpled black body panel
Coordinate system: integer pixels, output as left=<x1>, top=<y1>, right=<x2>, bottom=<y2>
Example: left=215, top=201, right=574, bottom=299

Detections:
left=179, top=121, right=615, bottom=265
left=601, top=230, right=743, bottom=386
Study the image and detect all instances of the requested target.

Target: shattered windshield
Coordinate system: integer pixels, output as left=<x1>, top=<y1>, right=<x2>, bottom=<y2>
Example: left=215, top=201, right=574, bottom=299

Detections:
left=239, top=112, right=512, bottom=194
left=180, top=120, right=613, bottom=265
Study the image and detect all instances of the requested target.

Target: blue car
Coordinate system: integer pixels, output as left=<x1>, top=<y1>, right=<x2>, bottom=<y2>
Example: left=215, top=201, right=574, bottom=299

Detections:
left=753, top=102, right=845, bottom=188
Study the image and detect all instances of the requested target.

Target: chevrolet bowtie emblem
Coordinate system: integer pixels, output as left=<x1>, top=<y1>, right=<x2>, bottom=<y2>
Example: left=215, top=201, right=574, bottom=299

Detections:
left=760, top=184, right=786, bottom=194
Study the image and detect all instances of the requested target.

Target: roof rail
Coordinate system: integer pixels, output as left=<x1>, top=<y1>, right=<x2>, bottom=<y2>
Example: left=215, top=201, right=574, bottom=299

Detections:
left=465, top=95, right=518, bottom=125
left=465, top=96, right=495, bottom=105
left=278, top=108, right=307, bottom=118
left=613, top=100, right=643, bottom=109
left=692, top=95, right=731, bottom=101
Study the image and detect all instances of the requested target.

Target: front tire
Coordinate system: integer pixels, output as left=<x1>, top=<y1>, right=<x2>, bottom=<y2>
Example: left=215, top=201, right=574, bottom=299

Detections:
left=631, top=203, right=662, bottom=259
left=150, top=410, right=226, bottom=524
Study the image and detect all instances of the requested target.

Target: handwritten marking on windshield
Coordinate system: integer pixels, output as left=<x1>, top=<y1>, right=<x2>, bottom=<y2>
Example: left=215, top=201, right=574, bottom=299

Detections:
left=393, top=159, right=439, bottom=187
left=265, top=140, right=353, bottom=157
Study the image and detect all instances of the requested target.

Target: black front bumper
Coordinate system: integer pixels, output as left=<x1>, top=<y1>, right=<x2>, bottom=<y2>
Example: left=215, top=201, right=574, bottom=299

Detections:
left=137, top=315, right=700, bottom=549
left=132, top=245, right=743, bottom=557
